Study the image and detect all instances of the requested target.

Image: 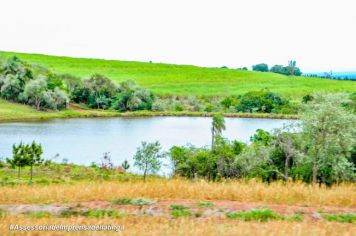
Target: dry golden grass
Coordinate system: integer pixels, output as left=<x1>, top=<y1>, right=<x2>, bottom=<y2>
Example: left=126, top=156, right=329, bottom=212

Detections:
left=0, top=216, right=355, bottom=236
left=1, top=179, right=355, bottom=207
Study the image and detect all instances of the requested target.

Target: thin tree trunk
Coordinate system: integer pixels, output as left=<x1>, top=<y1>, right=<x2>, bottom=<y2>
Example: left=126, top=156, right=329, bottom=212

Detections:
left=211, top=128, right=215, bottom=147
left=284, top=155, right=291, bottom=181
left=18, top=166, right=20, bottom=178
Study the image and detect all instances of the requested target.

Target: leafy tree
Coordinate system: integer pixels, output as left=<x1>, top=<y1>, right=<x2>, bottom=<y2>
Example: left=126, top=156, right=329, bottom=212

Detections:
left=6, top=142, right=43, bottom=180
left=6, top=143, right=29, bottom=178
left=26, top=141, right=43, bottom=181
left=287, top=60, right=297, bottom=76
left=211, top=113, right=226, bottom=146
left=20, top=77, right=48, bottom=110
left=252, top=63, right=269, bottom=72
left=111, top=80, right=154, bottom=111
left=236, top=91, right=288, bottom=113
left=300, top=93, right=356, bottom=184
left=250, top=129, right=273, bottom=145
left=133, top=141, right=165, bottom=180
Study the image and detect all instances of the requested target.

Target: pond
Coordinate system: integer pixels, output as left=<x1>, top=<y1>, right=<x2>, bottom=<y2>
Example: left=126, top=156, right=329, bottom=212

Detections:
left=0, top=117, right=294, bottom=175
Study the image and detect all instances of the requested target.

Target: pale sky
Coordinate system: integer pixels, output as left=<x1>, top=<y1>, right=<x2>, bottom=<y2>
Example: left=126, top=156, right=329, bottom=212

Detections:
left=0, top=0, right=355, bottom=72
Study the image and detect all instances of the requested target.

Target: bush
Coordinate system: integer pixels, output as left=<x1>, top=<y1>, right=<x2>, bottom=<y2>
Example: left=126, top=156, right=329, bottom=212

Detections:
left=226, top=208, right=283, bottom=222
left=170, top=205, right=192, bottom=218
left=252, top=63, right=269, bottom=72
left=111, top=198, right=154, bottom=206
left=324, top=213, right=356, bottom=223
left=236, top=91, right=288, bottom=113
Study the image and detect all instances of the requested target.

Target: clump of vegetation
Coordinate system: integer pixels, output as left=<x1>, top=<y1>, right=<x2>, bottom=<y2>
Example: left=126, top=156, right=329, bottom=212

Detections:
left=0, top=209, right=7, bottom=218
left=0, top=56, right=69, bottom=110
left=111, top=197, right=155, bottom=206
left=226, top=208, right=283, bottom=222
left=170, top=205, right=192, bottom=218
left=71, top=76, right=154, bottom=111
left=60, top=208, right=125, bottom=218
left=27, top=211, right=52, bottom=219
left=324, top=213, right=356, bottom=223
left=236, top=90, right=289, bottom=113
left=6, top=141, right=43, bottom=181
left=285, top=214, right=304, bottom=222
left=197, top=202, right=214, bottom=208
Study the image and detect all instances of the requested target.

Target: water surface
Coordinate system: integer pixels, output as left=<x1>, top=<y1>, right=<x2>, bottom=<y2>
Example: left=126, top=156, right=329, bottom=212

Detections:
left=0, top=117, right=293, bottom=174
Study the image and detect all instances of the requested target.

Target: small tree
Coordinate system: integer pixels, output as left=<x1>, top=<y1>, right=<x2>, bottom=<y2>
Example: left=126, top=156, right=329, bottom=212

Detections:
left=211, top=114, right=226, bottom=146
left=26, top=141, right=43, bottom=181
left=121, top=159, right=130, bottom=171
left=6, top=143, right=29, bottom=178
left=133, top=141, right=165, bottom=180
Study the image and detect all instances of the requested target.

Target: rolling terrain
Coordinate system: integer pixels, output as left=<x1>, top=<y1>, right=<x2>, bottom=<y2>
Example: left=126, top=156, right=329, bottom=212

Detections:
left=1, top=51, right=355, bottom=98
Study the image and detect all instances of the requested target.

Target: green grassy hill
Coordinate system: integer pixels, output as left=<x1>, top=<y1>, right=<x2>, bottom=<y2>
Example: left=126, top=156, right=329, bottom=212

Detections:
left=1, top=51, right=355, bottom=98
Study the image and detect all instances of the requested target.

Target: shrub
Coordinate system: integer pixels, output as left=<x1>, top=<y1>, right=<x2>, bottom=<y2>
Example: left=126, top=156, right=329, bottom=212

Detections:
left=170, top=205, right=192, bottom=218
left=197, top=202, right=214, bottom=208
left=112, top=198, right=154, bottom=206
left=226, top=208, right=283, bottom=222
left=324, top=213, right=356, bottom=223
left=236, top=91, right=288, bottom=113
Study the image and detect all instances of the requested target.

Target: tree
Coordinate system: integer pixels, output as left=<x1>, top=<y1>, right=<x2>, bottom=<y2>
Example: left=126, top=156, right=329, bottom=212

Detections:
left=133, top=141, right=165, bottom=180
left=211, top=113, right=226, bottom=146
left=252, top=63, right=269, bottom=72
left=272, top=128, right=300, bottom=180
left=26, top=141, right=43, bottom=181
left=21, top=77, right=48, bottom=110
left=6, top=141, right=43, bottom=180
left=287, top=60, right=296, bottom=76
left=300, top=93, right=356, bottom=184
left=121, top=159, right=130, bottom=171
left=6, top=143, right=29, bottom=178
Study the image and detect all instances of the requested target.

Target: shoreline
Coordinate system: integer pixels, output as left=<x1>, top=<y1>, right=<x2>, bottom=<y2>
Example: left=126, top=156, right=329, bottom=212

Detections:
left=0, top=110, right=298, bottom=123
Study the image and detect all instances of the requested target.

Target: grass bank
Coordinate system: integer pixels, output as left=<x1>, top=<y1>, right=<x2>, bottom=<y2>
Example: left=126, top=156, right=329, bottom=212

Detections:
left=1, top=51, right=355, bottom=98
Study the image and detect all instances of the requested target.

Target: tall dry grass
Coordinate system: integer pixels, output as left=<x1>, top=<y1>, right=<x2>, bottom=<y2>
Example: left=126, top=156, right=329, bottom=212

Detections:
left=1, top=179, right=355, bottom=207
left=0, top=216, right=355, bottom=236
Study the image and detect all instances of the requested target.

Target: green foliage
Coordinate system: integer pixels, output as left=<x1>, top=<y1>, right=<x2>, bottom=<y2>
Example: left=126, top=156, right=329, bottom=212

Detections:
left=252, top=63, right=269, bottom=72
left=111, top=198, right=154, bottom=206
left=300, top=93, right=356, bottom=184
left=270, top=61, right=302, bottom=76
left=6, top=141, right=43, bottom=180
left=226, top=208, right=283, bottom=222
left=250, top=129, right=273, bottom=145
left=197, top=202, right=214, bottom=208
left=170, top=205, right=192, bottom=218
left=133, top=141, right=165, bottom=180
left=284, top=213, right=304, bottom=222
left=0, top=56, right=68, bottom=110
left=27, top=211, right=52, bottom=219
left=236, top=91, right=288, bottom=113
left=60, top=209, right=125, bottom=218
left=211, top=113, right=226, bottom=146
left=324, top=213, right=356, bottom=223
left=121, top=159, right=130, bottom=171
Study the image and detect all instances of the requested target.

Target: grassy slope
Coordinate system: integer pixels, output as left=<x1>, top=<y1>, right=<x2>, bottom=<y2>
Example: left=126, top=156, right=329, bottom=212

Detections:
left=0, top=99, right=119, bottom=122
left=1, top=51, right=355, bottom=98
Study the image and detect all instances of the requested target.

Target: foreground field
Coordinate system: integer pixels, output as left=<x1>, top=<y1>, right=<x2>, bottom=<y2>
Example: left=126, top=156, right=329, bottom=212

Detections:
left=1, top=51, right=355, bottom=98
left=0, top=180, right=355, bottom=235
left=1, top=163, right=355, bottom=235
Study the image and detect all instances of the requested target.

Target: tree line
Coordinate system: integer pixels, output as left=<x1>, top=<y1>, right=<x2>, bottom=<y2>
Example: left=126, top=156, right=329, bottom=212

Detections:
left=252, top=60, right=302, bottom=76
